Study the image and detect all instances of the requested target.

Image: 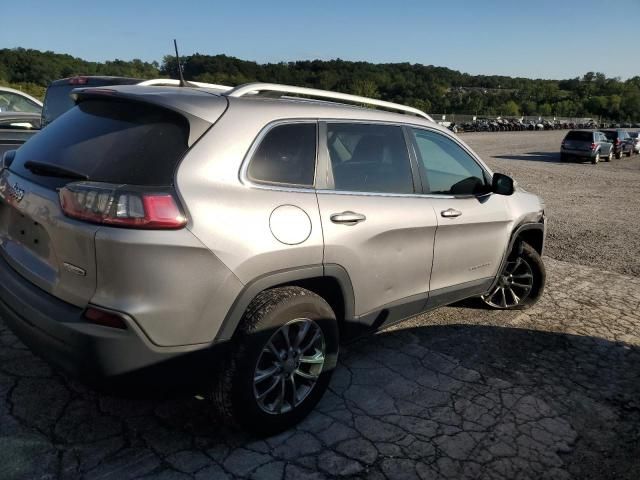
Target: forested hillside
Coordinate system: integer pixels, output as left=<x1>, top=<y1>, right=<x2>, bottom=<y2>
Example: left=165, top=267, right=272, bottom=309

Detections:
left=2, top=47, right=639, bottom=121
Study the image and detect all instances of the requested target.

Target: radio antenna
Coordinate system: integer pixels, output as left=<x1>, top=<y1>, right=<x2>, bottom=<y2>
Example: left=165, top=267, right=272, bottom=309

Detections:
left=173, top=39, right=186, bottom=87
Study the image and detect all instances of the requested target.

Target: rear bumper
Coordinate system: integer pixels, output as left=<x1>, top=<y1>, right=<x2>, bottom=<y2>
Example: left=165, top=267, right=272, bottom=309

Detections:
left=0, top=255, right=221, bottom=380
left=561, top=148, right=597, bottom=158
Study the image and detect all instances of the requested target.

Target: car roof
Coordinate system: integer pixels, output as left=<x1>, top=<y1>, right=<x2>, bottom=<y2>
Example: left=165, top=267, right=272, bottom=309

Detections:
left=72, top=84, right=441, bottom=131
left=49, top=76, right=143, bottom=87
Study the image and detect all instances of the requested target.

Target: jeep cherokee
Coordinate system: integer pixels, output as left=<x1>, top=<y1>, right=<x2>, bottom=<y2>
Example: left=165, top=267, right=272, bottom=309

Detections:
left=0, top=83, right=546, bottom=434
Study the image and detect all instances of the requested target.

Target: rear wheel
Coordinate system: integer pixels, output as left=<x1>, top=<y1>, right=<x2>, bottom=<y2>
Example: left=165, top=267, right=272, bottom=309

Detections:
left=560, top=153, right=568, bottom=162
left=481, top=242, right=545, bottom=310
left=212, top=287, right=338, bottom=435
left=616, top=150, right=622, bottom=159
left=626, top=148, right=632, bottom=157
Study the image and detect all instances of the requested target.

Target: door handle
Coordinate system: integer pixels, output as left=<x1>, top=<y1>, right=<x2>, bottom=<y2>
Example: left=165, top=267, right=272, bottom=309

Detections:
left=441, top=208, right=462, bottom=218
left=330, top=211, right=366, bottom=225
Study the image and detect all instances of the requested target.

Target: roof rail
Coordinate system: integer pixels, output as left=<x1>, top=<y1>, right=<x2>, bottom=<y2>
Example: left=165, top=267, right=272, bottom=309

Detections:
left=225, top=83, right=434, bottom=121
left=138, top=79, right=233, bottom=91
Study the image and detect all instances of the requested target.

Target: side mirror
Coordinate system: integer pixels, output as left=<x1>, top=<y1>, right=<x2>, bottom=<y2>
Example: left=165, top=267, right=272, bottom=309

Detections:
left=492, top=173, right=514, bottom=196
left=1, top=150, right=16, bottom=171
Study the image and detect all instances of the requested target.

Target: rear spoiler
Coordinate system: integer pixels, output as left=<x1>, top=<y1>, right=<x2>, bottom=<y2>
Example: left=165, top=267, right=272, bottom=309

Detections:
left=70, top=87, right=228, bottom=146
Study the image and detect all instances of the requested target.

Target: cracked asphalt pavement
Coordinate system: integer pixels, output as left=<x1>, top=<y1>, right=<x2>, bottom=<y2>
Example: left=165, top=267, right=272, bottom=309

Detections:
left=1, top=131, right=639, bottom=479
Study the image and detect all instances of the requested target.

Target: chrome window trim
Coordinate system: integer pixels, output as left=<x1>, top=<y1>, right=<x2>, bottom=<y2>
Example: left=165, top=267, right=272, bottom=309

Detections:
left=315, top=188, right=457, bottom=199
left=239, top=119, right=319, bottom=193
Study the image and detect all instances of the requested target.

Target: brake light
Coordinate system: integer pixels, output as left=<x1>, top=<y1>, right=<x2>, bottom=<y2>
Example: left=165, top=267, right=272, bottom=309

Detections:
left=84, top=306, right=127, bottom=329
left=69, top=76, right=88, bottom=85
left=615, top=138, right=621, bottom=145
left=590, top=143, right=597, bottom=150
left=59, top=182, right=186, bottom=229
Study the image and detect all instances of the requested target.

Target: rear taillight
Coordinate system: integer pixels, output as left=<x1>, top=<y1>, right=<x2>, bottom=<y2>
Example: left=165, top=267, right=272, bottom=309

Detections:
left=84, top=306, right=127, bottom=329
left=69, top=76, right=88, bottom=85
left=590, top=143, right=597, bottom=150
left=615, top=138, right=621, bottom=145
left=59, top=182, right=187, bottom=229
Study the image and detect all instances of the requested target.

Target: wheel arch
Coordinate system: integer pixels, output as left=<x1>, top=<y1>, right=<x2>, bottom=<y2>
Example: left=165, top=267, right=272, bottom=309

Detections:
left=486, top=221, right=545, bottom=295
left=216, top=264, right=355, bottom=343
left=516, top=227, right=544, bottom=255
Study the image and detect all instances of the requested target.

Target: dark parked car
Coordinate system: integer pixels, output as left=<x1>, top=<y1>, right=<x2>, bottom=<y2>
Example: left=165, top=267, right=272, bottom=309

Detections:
left=561, top=130, right=613, bottom=164
left=601, top=129, right=634, bottom=158
left=41, top=76, right=143, bottom=127
left=0, top=112, right=41, bottom=158
left=628, top=132, right=640, bottom=154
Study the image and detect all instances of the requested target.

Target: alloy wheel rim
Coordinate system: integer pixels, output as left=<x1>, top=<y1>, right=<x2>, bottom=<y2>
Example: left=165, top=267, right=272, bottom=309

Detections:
left=253, top=318, right=325, bottom=415
left=482, top=256, right=534, bottom=308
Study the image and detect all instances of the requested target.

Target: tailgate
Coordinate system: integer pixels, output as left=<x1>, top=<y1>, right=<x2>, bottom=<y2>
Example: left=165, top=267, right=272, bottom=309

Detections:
left=564, top=140, right=591, bottom=151
left=0, top=169, right=99, bottom=307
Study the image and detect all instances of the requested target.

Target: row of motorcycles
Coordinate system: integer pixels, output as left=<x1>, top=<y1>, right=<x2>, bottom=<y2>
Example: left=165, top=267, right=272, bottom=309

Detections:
left=447, top=119, right=600, bottom=133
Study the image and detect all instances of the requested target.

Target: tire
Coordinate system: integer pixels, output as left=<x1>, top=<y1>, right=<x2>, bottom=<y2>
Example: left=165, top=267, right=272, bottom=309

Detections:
left=616, top=151, right=622, bottom=159
left=626, top=148, right=632, bottom=157
left=481, top=242, right=546, bottom=310
left=592, top=152, right=600, bottom=164
left=560, top=153, right=567, bottom=162
left=605, top=151, right=612, bottom=162
left=212, top=286, right=338, bottom=435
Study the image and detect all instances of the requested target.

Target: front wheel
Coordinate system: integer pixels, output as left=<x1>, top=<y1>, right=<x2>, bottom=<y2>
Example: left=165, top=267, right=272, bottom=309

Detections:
left=605, top=151, right=612, bottom=162
left=592, top=152, right=600, bottom=164
left=212, top=287, right=338, bottom=435
left=481, top=242, right=546, bottom=310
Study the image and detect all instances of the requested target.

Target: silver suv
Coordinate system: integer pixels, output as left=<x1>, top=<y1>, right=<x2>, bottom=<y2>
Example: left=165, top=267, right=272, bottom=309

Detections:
left=0, top=83, right=546, bottom=433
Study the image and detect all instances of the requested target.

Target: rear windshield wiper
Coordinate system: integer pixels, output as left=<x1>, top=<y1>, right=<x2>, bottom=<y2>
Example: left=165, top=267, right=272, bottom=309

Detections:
left=23, top=161, right=89, bottom=180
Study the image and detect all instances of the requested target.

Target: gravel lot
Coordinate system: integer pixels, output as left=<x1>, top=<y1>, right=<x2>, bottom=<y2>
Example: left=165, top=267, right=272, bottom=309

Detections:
left=464, top=130, right=640, bottom=276
left=0, top=130, right=639, bottom=480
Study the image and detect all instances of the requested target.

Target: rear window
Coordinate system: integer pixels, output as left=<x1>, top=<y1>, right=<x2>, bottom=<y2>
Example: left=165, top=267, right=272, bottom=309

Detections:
left=11, top=99, right=189, bottom=186
left=565, top=131, right=593, bottom=142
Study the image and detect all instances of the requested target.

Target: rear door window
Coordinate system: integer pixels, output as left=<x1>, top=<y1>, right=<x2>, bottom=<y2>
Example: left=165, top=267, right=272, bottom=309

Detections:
left=11, top=99, right=190, bottom=187
left=326, top=123, right=414, bottom=194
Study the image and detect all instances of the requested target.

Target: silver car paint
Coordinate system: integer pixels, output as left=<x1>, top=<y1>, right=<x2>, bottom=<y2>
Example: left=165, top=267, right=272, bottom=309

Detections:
left=1, top=85, right=545, bottom=349
left=0, top=169, right=100, bottom=307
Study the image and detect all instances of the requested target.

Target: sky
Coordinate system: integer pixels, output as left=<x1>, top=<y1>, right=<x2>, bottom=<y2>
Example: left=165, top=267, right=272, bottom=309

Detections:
left=3, top=0, right=640, bottom=80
